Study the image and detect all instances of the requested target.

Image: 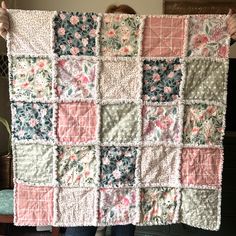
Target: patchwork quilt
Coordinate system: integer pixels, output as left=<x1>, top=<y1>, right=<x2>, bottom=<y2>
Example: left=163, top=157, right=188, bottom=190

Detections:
left=7, top=9, right=230, bottom=230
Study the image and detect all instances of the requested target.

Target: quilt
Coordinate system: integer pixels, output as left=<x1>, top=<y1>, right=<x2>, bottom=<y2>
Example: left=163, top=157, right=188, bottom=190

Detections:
left=6, top=9, right=230, bottom=230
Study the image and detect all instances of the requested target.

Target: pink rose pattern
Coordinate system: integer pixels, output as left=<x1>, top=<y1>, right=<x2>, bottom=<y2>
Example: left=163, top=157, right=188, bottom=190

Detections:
left=11, top=56, right=52, bottom=100
left=100, top=146, right=137, bottom=187
left=10, top=13, right=229, bottom=228
left=54, top=12, right=98, bottom=56
left=187, top=15, right=229, bottom=58
left=100, top=14, right=142, bottom=56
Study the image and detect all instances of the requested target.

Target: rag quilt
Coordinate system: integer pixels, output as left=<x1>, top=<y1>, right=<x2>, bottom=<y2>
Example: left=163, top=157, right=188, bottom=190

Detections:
left=6, top=9, right=230, bottom=230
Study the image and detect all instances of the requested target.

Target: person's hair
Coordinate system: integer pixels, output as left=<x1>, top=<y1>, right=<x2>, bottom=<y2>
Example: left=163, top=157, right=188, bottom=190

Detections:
left=105, top=4, right=136, bottom=14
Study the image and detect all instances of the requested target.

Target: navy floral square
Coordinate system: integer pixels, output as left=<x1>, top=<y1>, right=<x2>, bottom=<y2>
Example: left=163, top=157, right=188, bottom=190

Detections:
left=12, top=102, right=54, bottom=141
left=100, top=146, right=137, bottom=187
left=143, top=58, right=183, bottom=102
left=53, top=12, right=99, bottom=56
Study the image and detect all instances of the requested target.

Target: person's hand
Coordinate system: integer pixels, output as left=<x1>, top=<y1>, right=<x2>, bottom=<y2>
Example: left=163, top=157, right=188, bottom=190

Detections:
left=0, top=1, right=9, bottom=39
left=227, top=9, right=236, bottom=41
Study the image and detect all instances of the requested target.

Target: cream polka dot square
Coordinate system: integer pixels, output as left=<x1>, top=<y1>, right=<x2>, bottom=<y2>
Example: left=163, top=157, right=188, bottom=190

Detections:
left=180, top=189, right=219, bottom=230
left=101, top=104, right=140, bottom=143
left=184, top=59, right=227, bottom=102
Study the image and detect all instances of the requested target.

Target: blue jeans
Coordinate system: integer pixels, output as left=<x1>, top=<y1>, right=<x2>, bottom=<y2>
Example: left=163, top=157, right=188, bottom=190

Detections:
left=65, top=224, right=135, bottom=236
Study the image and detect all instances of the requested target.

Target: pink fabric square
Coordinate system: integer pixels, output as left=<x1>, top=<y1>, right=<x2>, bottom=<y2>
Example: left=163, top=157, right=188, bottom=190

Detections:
left=15, top=183, right=53, bottom=225
left=57, top=102, right=97, bottom=143
left=142, top=16, right=186, bottom=57
left=181, top=148, right=222, bottom=186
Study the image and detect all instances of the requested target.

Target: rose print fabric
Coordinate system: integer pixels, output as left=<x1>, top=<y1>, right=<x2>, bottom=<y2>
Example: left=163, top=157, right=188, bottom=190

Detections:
left=8, top=10, right=229, bottom=230
left=143, top=58, right=182, bottom=102
left=100, top=14, right=142, bottom=56
left=100, top=146, right=137, bottom=187
left=54, top=12, right=99, bottom=56
left=11, top=56, right=52, bottom=100
left=187, top=15, right=229, bottom=58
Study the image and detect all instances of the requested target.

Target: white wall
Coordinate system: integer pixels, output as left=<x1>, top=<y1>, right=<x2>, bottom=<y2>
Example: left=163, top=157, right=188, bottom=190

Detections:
left=15, top=0, right=163, bottom=14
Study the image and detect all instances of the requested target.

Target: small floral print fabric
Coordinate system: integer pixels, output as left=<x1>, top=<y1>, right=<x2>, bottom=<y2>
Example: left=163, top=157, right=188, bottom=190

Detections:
left=143, top=58, right=182, bottom=102
left=181, top=148, right=222, bottom=186
left=183, top=104, right=224, bottom=145
left=187, top=15, right=229, bottom=58
left=56, top=58, right=97, bottom=99
left=54, top=12, right=99, bottom=56
left=57, top=146, right=97, bottom=187
left=100, top=14, right=142, bottom=56
left=99, top=188, right=137, bottom=225
left=184, top=59, right=226, bottom=102
left=140, top=188, right=178, bottom=225
left=100, top=146, right=137, bottom=187
left=11, top=56, right=52, bottom=100
left=12, top=102, right=53, bottom=141
left=8, top=10, right=229, bottom=230
left=101, top=104, right=139, bottom=142
left=142, top=105, right=180, bottom=143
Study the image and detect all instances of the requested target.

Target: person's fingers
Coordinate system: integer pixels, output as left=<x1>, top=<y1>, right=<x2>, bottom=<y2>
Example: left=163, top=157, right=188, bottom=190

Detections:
left=1, top=1, right=7, bottom=9
left=0, top=28, right=7, bottom=39
left=228, top=9, right=233, bottom=16
left=228, top=26, right=236, bottom=35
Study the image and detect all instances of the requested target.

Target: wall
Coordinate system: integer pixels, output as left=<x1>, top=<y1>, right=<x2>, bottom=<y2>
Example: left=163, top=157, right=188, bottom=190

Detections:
left=14, top=0, right=163, bottom=14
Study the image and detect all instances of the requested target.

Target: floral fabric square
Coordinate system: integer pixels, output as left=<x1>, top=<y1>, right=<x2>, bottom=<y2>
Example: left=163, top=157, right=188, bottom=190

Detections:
left=187, top=15, right=229, bottom=58
left=142, top=105, right=180, bottom=143
left=142, top=16, right=185, bottom=57
left=181, top=148, right=222, bottom=186
left=184, top=59, right=226, bottom=102
left=56, top=58, right=97, bottom=100
left=100, top=14, right=142, bottom=56
left=143, top=58, right=182, bottom=102
left=57, top=146, right=97, bottom=186
left=8, top=10, right=55, bottom=54
left=183, top=104, right=224, bottom=145
left=53, top=12, right=99, bottom=56
left=15, top=144, right=53, bottom=185
left=101, top=104, right=139, bottom=142
left=57, top=102, right=97, bottom=143
left=12, top=102, right=53, bottom=141
left=140, top=187, right=177, bottom=225
left=180, top=189, right=219, bottom=230
left=140, top=146, right=178, bottom=186
left=15, top=183, right=53, bottom=225
left=11, top=57, right=52, bottom=100
left=99, top=188, right=137, bottom=224
left=100, top=146, right=137, bottom=187
left=55, top=188, right=97, bottom=225
left=99, top=59, right=142, bottom=100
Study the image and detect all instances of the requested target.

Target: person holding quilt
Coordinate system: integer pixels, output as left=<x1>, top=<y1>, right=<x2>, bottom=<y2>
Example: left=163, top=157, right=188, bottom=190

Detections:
left=1, top=1, right=236, bottom=236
